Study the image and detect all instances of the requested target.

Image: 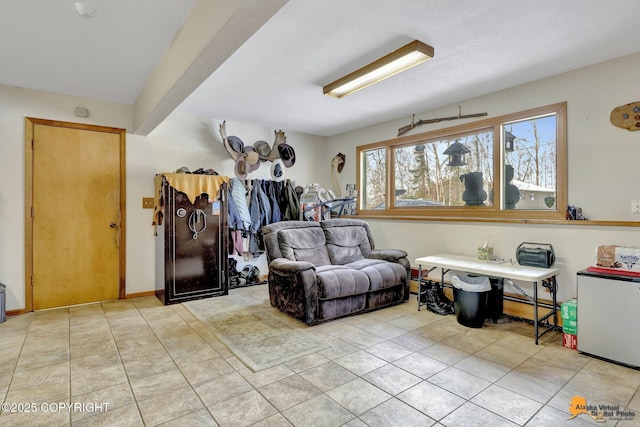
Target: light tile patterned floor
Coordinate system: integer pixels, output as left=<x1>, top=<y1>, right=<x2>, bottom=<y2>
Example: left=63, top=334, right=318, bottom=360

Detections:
left=0, top=284, right=638, bottom=426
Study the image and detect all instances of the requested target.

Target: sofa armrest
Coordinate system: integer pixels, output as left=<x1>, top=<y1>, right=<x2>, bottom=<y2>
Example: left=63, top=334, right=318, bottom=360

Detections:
left=268, top=258, right=320, bottom=324
left=269, top=258, right=316, bottom=276
left=369, top=248, right=408, bottom=263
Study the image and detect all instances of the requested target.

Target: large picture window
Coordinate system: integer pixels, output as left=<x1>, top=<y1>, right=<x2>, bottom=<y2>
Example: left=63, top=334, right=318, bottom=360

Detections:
left=356, top=103, right=567, bottom=222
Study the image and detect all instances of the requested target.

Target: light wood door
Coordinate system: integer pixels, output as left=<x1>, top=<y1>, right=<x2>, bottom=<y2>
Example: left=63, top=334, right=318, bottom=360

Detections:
left=26, top=118, right=126, bottom=310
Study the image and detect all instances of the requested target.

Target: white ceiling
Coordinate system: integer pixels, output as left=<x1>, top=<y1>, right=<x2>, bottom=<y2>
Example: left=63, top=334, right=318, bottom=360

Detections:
left=0, top=0, right=196, bottom=104
left=2, top=0, right=640, bottom=137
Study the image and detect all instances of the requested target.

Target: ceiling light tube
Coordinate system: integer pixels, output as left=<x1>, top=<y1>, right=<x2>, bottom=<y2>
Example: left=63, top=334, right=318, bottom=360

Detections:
left=323, top=40, right=434, bottom=98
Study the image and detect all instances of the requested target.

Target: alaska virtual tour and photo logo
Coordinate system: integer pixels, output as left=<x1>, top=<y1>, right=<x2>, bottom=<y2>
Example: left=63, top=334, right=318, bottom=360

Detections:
left=567, top=396, right=636, bottom=423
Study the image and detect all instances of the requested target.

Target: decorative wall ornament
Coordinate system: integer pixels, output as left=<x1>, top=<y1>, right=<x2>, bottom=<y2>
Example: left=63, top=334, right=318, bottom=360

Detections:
left=397, top=107, right=487, bottom=136
left=330, top=152, right=345, bottom=196
left=610, top=101, right=640, bottom=131
left=218, top=121, right=296, bottom=180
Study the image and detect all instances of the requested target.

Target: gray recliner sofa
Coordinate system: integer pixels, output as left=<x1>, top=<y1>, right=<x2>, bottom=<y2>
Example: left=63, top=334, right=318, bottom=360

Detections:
left=262, top=219, right=410, bottom=325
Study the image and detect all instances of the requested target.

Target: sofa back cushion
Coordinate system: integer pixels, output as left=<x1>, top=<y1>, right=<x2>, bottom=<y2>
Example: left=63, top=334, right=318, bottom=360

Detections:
left=277, top=227, right=332, bottom=266
left=323, top=224, right=372, bottom=265
left=263, top=221, right=320, bottom=263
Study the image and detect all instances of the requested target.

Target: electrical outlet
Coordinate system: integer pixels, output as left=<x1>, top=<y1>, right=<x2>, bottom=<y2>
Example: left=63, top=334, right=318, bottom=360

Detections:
left=632, top=200, right=640, bottom=214
left=142, top=197, right=154, bottom=209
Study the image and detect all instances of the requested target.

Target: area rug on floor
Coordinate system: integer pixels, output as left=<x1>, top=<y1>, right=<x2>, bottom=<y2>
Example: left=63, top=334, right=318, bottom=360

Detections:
left=184, top=298, right=329, bottom=372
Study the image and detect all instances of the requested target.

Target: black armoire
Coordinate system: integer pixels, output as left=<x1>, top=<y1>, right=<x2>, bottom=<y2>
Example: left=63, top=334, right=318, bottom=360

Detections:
left=154, top=174, right=229, bottom=304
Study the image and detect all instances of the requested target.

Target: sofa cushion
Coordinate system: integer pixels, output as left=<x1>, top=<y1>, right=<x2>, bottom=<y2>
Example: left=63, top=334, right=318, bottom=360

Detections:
left=344, top=259, right=407, bottom=291
left=324, top=225, right=372, bottom=264
left=263, top=221, right=320, bottom=263
left=277, top=227, right=331, bottom=266
left=316, top=265, right=370, bottom=299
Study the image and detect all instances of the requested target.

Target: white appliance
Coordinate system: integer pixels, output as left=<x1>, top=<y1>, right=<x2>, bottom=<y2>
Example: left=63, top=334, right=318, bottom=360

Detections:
left=576, top=270, right=640, bottom=367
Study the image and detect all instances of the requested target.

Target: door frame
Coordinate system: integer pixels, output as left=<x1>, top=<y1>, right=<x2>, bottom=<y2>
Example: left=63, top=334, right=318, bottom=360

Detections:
left=24, top=117, right=127, bottom=312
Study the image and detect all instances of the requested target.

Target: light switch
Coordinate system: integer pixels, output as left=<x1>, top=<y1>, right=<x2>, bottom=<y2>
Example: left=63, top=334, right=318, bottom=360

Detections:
left=632, top=200, right=640, bottom=214
left=142, top=197, right=154, bottom=209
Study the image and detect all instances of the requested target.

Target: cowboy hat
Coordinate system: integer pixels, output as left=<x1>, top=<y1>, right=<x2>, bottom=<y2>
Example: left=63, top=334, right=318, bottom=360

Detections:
left=278, top=144, right=296, bottom=168
left=270, top=158, right=286, bottom=182
left=253, top=140, right=271, bottom=160
left=226, top=136, right=245, bottom=156
left=234, top=151, right=260, bottom=181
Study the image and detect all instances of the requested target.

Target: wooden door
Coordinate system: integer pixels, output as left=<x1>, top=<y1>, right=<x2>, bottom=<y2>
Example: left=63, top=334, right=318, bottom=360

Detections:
left=25, top=118, right=126, bottom=310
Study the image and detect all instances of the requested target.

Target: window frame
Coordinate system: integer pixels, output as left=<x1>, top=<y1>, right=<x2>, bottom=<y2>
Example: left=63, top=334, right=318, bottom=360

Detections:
left=356, top=102, right=567, bottom=222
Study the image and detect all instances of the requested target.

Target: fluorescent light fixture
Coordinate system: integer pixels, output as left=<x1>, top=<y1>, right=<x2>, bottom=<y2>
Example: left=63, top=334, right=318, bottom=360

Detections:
left=323, top=40, right=434, bottom=98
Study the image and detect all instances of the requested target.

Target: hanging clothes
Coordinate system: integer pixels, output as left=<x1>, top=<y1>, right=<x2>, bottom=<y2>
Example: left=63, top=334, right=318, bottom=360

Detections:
left=230, top=177, right=251, bottom=231
left=227, top=187, right=245, bottom=255
left=282, top=179, right=302, bottom=220
left=229, top=178, right=252, bottom=257
left=227, top=187, right=243, bottom=230
left=248, top=179, right=265, bottom=255
left=266, top=181, right=283, bottom=223
left=258, top=180, right=272, bottom=228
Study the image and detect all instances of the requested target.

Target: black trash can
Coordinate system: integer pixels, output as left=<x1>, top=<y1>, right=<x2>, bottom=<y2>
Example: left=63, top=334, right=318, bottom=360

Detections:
left=0, top=283, right=6, bottom=324
left=486, top=278, right=504, bottom=323
left=451, top=273, right=491, bottom=328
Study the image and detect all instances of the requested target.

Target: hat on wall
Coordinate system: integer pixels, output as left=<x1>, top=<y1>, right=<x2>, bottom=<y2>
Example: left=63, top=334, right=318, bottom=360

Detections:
left=332, top=152, right=346, bottom=173
left=277, top=144, right=296, bottom=168
left=226, top=136, right=245, bottom=157
left=234, top=151, right=260, bottom=181
left=253, top=140, right=272, bottom=160
left=270, top=158, right=286, bottom=182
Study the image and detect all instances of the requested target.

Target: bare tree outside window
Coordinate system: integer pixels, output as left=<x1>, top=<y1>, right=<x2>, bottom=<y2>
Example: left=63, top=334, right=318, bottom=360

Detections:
left=504, top=114, right=557, bottom=210
left=362, top=147, right=386, bottom=209
left=393, top=131, right=493, bottom=207
left=356, top=103, right=566, bottom=221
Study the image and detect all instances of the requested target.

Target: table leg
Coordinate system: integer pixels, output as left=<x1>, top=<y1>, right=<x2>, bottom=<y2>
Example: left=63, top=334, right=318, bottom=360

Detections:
left=552, top=276, right=558, bottom=327
left=417, top=265, right=423, bottom=311
left=533, top=281, right=539, bottom=345
left=417, top=266, right=438, bottom=311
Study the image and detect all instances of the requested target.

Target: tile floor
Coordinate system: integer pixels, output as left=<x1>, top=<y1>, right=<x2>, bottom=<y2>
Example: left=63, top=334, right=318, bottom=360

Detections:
left=0, top=284, right=639, bottom=427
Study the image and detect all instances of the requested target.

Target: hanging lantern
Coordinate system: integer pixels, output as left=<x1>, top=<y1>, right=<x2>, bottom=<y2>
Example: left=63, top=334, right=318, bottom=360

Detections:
left=505, top=131, right=516, bottom=152
left=443, top=140, right=470, bottom=166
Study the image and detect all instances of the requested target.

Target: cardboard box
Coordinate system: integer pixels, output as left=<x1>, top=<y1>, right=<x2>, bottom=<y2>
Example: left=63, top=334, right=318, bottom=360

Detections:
left=561, top=299, right=577, bottom=321
left=595, top=245, right=640, bottom=272
left=561, top=299, right=577, bottom=334
left=562, top=333, right=577, bottom=350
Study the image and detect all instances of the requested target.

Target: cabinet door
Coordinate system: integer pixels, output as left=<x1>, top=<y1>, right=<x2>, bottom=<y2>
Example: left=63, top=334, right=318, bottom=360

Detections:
left=577, top=275, right=640, bottom=367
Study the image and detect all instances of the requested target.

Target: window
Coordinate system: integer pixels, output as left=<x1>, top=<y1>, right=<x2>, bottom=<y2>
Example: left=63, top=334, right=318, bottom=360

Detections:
left=356, top=103, right=567, bottom=222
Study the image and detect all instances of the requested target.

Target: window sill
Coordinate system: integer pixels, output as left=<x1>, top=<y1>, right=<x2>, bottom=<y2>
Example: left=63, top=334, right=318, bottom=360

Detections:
left=351, top=213, right=640, bottom=227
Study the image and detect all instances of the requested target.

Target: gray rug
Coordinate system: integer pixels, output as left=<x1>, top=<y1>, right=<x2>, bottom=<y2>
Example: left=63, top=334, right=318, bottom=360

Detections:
left=184, top=297, right=329, bottom=372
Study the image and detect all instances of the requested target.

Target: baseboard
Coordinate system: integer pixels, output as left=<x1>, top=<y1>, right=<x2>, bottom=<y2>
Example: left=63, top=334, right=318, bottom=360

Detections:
left=6, top=309, right=26, bottom=317
left=126, top=290, right=157, bottom=299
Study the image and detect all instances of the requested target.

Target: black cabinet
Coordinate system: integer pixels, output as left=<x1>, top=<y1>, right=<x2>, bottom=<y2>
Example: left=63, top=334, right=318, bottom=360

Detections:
left=155, top=176, right=228, bottom=304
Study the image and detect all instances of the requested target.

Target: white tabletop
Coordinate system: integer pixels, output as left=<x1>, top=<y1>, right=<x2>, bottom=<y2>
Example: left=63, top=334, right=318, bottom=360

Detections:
left=415, top=253, right=560, bottom=282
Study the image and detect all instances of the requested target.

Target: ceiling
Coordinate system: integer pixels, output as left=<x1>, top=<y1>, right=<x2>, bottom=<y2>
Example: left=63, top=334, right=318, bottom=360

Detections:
left=2, top=1, right=640, bottom=137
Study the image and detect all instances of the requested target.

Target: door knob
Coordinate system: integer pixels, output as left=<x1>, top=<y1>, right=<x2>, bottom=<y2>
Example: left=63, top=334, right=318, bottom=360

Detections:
left=110, top=222, right=117, bottom=229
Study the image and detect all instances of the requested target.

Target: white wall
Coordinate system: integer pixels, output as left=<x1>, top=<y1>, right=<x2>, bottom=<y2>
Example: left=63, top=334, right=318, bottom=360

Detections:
left=0, top=89, right=325, bottom=311
left=325, top=52, right=640, bottom=301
